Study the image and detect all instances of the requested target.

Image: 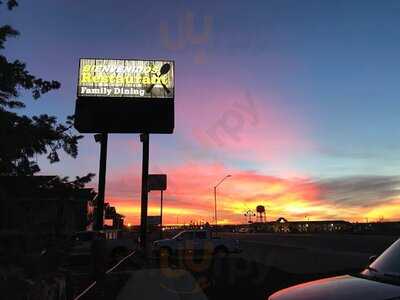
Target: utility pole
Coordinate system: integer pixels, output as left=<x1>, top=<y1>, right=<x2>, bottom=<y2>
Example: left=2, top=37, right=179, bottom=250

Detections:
left=94, top=133, right=108, bottom=230
left=139, top=133, right=149, bottom=250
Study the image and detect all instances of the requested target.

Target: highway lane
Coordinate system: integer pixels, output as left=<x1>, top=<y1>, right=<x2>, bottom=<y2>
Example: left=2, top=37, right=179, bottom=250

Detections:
left=220, top=233, right=399, bottom=274
left=221, top=232, right=397, bottom=254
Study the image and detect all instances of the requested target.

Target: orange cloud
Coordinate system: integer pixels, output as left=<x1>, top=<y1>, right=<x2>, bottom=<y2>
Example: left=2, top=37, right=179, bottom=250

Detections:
left=103, top=162, right=400, bottom=225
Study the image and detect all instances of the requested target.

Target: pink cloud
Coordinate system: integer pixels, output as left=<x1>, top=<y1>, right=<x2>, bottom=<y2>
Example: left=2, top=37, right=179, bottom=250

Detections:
left=175, top=85, right=314, bottom=172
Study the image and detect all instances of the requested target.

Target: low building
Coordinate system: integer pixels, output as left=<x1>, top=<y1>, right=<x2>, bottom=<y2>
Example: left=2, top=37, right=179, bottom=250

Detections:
left=0, top=176, right=95, bottom=236
left=104, top=203, right=125, bottom=229
left=250, top=217, right=353, bottom=233
left=353, top=221, right=400, bottom=234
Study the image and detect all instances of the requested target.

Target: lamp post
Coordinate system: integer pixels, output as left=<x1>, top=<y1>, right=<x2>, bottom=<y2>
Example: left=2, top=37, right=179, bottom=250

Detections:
left=214, top=175, right=231, bottom=227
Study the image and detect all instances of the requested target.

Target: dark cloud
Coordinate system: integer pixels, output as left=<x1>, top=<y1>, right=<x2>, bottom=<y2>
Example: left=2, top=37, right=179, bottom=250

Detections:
left=317, top=175, right=400, bottom=207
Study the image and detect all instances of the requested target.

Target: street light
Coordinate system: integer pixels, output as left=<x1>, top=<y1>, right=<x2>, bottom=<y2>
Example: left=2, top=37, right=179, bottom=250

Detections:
left=214, top=175, right=231, bottom=226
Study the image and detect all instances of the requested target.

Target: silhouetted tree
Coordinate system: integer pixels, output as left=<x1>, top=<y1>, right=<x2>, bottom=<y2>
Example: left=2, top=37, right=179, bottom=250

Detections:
left=0, top=1, right=90, bottom=177
left=42, top=174, right=96, bottom=192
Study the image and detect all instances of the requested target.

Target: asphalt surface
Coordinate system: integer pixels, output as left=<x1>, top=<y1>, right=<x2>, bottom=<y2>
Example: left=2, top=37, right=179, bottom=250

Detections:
left=221, top=233, right=397, bottom=254
left=70, top=232, right=400, bottom=300
left=220, top=233, right=398, bottom=274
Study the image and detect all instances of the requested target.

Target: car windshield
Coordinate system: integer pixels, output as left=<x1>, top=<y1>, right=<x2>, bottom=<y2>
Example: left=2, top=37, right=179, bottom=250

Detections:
left=367, top=239, right=400, bottom=277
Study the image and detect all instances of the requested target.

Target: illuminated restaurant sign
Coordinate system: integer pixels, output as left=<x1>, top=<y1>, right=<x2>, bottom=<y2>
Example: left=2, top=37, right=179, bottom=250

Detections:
left=78, top=58, right=174, bottom=98
left=74, top=58, right=175, bottom=134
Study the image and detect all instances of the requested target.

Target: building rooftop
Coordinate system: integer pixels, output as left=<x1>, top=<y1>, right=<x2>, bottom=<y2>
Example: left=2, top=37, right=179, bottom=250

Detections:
left=0, top=176, right=95, bottom=198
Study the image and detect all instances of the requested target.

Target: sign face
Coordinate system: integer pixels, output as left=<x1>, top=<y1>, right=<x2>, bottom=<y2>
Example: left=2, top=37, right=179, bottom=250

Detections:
left=78, top=59, right=174, bottom=99
left=148, top=174, right=167, bottom=191
left=74, top=58, right=175, bottom=134
left=147, top=216, right=161, bottom=226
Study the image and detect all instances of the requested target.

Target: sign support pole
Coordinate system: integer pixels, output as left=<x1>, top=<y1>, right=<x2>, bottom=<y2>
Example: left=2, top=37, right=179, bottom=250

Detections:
left=160, top=190, right=164, bottom=227
left=139, top=133, right=150, bottom=250
left=160, top=190, right=164, bottom=238
left=95, top=133, right=108, bottom=230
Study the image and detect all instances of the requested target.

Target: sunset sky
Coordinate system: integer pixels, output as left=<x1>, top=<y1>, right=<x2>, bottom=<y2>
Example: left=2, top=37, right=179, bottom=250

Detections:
left=4, top=0, right=400, bottom=224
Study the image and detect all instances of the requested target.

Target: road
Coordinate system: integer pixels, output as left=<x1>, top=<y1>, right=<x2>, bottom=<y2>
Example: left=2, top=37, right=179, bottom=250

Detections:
left=68, top=232, right=400, bottom=300
left=220, top=233, right=398, bottom=274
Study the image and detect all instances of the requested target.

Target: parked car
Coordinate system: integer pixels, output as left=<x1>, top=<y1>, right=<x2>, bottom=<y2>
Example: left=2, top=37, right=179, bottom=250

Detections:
left=152, top=230, right=241, bottom=258
left=268, top=238, right=400, bottom=300
left=69, top=230, right=136, bottom=263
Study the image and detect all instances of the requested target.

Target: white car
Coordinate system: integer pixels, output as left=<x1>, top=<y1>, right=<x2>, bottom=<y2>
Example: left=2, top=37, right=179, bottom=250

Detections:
left=153, top=230, right=241, bottom=258
left=269, top=238, right=400, bottom=300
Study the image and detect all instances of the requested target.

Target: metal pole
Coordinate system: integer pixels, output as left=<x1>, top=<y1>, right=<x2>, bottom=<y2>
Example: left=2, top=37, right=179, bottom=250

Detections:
left=160, top=190, right=164, bottom=227
left=139, top=133, right=149, bottom=250
left=160, top=190, right=163, bottom=239
left=95, top=133, right=108, bottom=231
left=214, top=186, right=217, bottom=226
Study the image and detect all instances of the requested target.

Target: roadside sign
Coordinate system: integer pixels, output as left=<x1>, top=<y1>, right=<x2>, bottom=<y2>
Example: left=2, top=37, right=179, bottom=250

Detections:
left=148, top=174, right=167, bottom=191
left=74, top=58, right=175, bottom=133
left=147, top=216, right=161, bottom=226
